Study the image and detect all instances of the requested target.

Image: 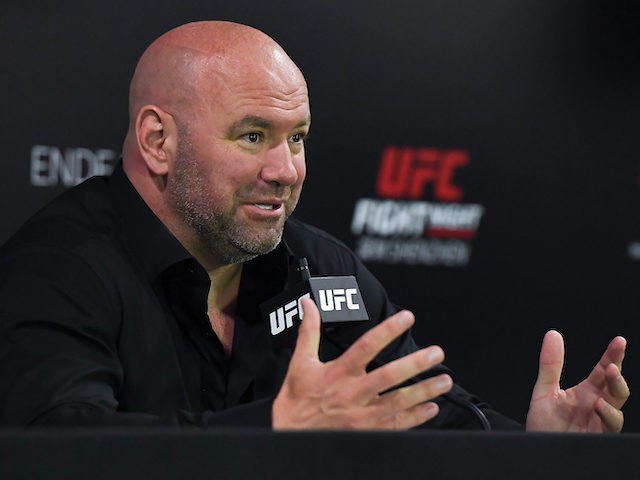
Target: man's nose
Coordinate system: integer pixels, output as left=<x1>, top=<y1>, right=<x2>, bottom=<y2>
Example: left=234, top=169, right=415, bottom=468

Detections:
left=260, top=141, right=299, bottom=186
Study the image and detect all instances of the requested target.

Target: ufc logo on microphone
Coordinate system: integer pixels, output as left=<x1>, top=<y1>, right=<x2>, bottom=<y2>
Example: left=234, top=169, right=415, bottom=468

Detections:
left=269, top=293, right=310, bottom=335
left=318, top=288, right=360, bottom=312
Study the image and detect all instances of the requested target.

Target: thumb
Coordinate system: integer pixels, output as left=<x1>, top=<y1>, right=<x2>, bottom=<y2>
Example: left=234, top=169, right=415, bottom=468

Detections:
left=290, top=297, right=322, bottom=362
left=532, top=330, right=565, bottom=399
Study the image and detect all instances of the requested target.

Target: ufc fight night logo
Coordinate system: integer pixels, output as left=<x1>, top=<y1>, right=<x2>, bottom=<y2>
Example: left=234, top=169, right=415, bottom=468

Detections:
left=376, top=146, right=468, bottom=201
left=350, top=146, right=485, bottom=267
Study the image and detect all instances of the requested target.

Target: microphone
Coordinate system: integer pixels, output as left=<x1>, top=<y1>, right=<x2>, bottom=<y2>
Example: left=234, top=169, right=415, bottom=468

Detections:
left=259, top=258, right=369, bottom=348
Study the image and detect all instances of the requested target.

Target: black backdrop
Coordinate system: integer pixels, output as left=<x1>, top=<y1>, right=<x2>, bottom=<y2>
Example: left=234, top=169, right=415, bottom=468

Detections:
left=1, top=0, right=639, bottom=430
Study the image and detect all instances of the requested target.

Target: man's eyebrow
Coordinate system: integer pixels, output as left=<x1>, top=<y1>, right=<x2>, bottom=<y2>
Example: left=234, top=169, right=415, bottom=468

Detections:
left=229, top=115, right=311, bottom=131
left=230, top=116, right=273, bottom=131
left=296, top=116, right=312, bottom=129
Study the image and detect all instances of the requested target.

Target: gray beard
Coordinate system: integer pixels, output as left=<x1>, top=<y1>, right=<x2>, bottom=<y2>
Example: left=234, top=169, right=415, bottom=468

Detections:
left=187, top=207, right=283, bottom=265
left=168, top=133, right=286, bottom=265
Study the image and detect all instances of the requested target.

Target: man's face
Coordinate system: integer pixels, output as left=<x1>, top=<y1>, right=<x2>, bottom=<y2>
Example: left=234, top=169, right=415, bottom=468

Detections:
left=166, top=59, right=310, bottom=266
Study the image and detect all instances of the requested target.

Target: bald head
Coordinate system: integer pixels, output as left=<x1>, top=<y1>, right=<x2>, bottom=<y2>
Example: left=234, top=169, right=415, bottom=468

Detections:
left=121, top=21, right=310, bottom=269
left=126, top=21, right=305, bottom=134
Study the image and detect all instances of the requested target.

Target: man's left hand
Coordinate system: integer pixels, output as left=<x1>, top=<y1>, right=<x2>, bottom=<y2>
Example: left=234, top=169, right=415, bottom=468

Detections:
left=526, top=331, right=629, bottom=432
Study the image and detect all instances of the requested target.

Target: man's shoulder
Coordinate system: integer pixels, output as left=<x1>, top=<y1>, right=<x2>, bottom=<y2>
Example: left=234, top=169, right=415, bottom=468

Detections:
left=1, top=176, right=119, bottom=257
left=283, top=217, right=359, bottom=275
left=284, top=217, right=351, bottom=250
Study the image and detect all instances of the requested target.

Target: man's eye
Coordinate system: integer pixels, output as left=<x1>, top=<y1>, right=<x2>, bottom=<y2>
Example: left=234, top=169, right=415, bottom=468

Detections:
left=290, top=133, right=305, bottom=143
left=243, top=132, right=261, bottom=143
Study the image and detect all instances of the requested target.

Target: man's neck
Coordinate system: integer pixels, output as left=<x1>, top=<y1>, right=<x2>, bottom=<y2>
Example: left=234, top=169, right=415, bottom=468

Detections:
left=207, top=263, right=243, bottom=312
left=206, top=263, right=243, bottom=357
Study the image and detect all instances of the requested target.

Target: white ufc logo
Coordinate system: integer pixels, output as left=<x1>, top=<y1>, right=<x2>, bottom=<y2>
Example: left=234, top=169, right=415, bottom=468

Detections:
left=269, top=293, right=310, bottom=335
left=318, top=288, right=360, bottom=312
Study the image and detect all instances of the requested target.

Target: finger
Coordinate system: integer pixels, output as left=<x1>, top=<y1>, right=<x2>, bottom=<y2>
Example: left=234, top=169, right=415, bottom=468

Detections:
left=363, top=346, right=445, bottom=397
left=594, top=397, right=624, bottom=433
left=596, top=337, right=627, bottom=375
left=610, top=336, right=627, bottom=371
left=338, top=310, right=415, bottom=374
left=376, top=373, right=453, bottom=414
left=586, top=336, right=627, bottom=387
left=377, top=401, right=441, bottom=430
left=531, top=330, right=564, bottom=400
left=604, top=363, right=630, bottom=409
left=290, top=297, right=322, bottom=361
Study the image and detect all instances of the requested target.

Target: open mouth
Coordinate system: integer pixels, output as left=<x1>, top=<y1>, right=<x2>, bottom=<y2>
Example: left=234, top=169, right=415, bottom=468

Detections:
left=254, top=203, right=279, bottom=210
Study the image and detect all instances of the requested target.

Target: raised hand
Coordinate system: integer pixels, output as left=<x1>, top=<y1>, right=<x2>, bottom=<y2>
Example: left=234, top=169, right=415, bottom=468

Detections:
left=526, top=330, right=629, bottom=432
left=272, top=298, right=453, bottom=430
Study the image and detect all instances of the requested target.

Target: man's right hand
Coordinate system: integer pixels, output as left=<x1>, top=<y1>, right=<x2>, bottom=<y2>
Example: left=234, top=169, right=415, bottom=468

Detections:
left=272, top=298, right=453, bottom=430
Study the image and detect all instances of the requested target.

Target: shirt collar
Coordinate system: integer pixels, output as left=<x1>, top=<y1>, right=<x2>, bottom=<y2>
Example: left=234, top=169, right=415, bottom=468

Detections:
left=107, top=162, right=193, bottom=282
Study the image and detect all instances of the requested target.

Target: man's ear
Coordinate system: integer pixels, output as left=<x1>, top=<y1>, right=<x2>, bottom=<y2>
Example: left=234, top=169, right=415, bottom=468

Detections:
left=135, top=105, right=177, bottom=176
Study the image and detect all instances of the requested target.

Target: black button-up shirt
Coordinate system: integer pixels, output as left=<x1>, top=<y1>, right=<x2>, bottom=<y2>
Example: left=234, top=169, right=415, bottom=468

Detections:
left=0, top=164, right=519, bottom=430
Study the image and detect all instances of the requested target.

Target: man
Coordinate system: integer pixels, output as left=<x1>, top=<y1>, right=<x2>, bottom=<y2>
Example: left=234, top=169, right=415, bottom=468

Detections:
left=0, top=21, right=629, bottom=431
